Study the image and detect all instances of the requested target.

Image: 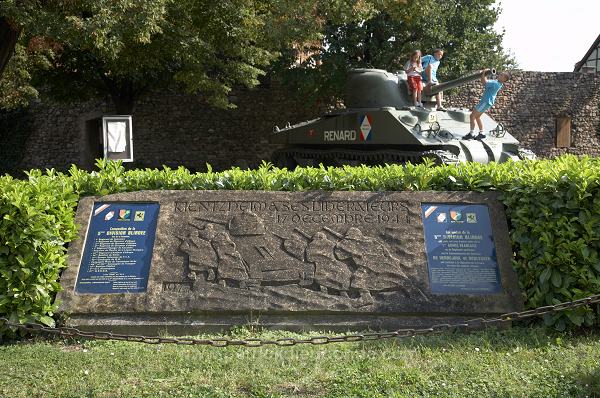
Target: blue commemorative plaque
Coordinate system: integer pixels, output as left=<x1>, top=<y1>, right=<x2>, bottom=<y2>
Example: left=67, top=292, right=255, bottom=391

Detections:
left=421, top=203, right=502, bottom=294
left=75, top=202, right=160, bottom=294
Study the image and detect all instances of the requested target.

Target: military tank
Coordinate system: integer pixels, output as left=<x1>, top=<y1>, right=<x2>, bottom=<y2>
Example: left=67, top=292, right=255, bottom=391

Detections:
left=270, top=68, right=535, bottom=167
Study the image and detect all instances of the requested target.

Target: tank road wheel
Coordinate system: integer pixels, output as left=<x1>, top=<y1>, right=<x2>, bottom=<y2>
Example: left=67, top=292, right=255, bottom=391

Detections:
left=294, top=156, right=320, bottom=167
left=342, top=158, right=362, bottom=167
left=272, top=150, right=297, bottom=170
left=420, top=152, right=444, bottom=166
left=517, top=148, right=537, bottom=160
left=420, top=150, right=460, bottom=166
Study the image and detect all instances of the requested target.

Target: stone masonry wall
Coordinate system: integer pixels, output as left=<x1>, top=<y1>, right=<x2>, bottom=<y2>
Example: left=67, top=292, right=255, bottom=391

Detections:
left=0, top=81, right=328, bottom=174
left=444, top=71, right=600, bottom=157
left=1, top=71, right=599, bottom=175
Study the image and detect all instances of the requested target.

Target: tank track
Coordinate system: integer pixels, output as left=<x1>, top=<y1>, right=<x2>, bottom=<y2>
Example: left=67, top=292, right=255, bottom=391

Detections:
left=273, top=148, right=459, bottom=168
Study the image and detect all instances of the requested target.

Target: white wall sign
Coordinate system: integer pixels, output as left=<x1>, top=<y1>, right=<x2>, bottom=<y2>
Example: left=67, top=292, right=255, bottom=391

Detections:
left=102, top=116, right=133, bottom=162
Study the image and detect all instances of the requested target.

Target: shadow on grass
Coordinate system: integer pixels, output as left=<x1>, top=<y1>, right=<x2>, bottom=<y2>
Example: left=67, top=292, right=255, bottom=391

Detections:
left=375, top=326, right=600, bottom=354
left=564, top=368, right=600, bottom=398
left=2, top=323, right=599, bottom=352
left=164, top=323, right=600, bottom=354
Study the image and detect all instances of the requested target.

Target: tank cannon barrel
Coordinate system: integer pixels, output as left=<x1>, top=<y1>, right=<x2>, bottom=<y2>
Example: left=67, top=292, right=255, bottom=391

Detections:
left=424, top=68, right=495, bottom=96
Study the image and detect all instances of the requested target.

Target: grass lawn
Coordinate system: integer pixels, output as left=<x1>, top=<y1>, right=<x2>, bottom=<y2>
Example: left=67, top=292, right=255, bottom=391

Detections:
left=0, top=326, right=599, bottom=398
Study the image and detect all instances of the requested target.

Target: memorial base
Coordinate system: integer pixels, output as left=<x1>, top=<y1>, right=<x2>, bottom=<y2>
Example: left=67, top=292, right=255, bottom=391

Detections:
left=57, top=190, right=523, bottom=334
left=64, top=312, right=509, bottom=335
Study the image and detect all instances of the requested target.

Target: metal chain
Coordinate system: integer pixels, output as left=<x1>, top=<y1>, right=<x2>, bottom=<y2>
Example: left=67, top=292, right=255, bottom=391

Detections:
left=1, top=293, right=599, bottom=348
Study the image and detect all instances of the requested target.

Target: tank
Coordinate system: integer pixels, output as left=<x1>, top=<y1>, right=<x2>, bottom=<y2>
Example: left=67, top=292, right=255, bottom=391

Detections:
left=269, top=68, right=535, bottom=167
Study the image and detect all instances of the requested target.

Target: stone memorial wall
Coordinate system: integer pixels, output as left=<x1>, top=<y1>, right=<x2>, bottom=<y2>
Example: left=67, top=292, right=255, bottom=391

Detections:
left=57, top=190, right=523, bottom=333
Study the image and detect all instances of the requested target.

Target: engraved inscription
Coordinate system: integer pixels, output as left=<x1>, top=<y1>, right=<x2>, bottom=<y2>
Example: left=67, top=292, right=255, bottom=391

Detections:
left=274, top=213, right=405, bottom=225
left=174, top=201, right=267, bottom=213
left=174, top=200, right=411, bottom=224
left=163, top=282, right=193, bottom=293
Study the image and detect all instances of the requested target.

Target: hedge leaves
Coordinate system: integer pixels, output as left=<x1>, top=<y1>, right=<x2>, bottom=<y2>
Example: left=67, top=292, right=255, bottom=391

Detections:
left=1, top=155, right=599, bottom=332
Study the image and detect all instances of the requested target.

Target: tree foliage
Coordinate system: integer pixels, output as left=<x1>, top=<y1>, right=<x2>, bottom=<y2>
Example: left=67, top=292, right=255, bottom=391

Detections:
left=275, top=0, right=516, bottom=101
left=0, top=1, right=68, bottom=109
left=0, top=43, right=43, bottom=109
left=3, top=0, right=514, bottom=112
left=0, top=0, right=171, bottom=110
left=0, top=0, right=397, bottom=112
left=14, top=0, right=382, bottom=113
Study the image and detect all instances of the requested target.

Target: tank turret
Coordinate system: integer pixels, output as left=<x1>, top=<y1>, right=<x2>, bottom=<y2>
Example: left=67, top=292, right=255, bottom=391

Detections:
left=270, top=68, right=535, bottom=167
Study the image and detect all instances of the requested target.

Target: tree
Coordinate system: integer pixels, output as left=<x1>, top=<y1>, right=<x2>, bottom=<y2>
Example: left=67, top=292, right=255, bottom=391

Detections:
left=1, top=0, right=401, bottom=112
left=0, top=2, right=57, bottom=108
left=275, top=0, right=516, bottom=101
left=24, top=0, right=178, bottom=114
left=0, top=39, right=52, bottom=109
left=30, top=0, right=384, bottom=114
left=0, top=1, right=65, bottom=77
left=0, top=0, right=172, bottom=109
left=0, top=15, right=19, bottom=76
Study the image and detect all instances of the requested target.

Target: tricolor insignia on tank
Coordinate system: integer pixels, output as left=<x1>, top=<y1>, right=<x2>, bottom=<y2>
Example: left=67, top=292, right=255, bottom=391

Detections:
left=359, top=115, right=372, bottom=141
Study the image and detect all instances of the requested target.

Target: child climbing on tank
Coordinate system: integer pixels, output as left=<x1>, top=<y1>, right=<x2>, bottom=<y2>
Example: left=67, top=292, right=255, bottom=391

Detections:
left=421, top=49, right=445, bottom=111
left=404, top=50, right=423, bottom=107
left=464, top=69, right=511, bottom=140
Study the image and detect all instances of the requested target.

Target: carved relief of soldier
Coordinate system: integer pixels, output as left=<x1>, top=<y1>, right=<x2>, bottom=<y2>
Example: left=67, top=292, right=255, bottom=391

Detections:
left=306, top=232, right=352, bottom=297
left=179, top=210, right=423, bottom=302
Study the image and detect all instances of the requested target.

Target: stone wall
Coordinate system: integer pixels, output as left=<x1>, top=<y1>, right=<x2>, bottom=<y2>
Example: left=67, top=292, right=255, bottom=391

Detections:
left=444, top=71, right=600, bottom=157
left=0, top=108, right=32, bottom=174
left=0, top=81, right=327, bottom=175
left=1, top=71, right=599, bottom=175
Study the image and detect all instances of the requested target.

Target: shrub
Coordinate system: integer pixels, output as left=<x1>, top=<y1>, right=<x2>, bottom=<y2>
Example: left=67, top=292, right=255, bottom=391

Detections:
left=1, top=155, right=600, bottom=332
left=0, top=170, right=78, bottom=328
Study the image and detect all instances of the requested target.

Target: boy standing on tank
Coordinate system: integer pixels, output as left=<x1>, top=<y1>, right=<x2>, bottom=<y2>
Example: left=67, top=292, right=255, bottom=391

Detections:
left=404, top=50, right=423, bottom=107
left=421, top=49, right=445, bottom=111
left=463, top=69, right=511, bottom=140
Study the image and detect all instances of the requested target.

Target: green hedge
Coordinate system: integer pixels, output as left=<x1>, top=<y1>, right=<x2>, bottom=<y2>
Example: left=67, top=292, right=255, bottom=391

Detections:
left=0, top=170, right=79, bottom=328
left=2, top=156, right=600, bottom=332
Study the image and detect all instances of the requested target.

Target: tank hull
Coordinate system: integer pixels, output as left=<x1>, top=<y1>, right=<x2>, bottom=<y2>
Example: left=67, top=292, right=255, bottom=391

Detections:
left=269, top=68, right=534, bottom=167
left=271, top=108, right=525, bottom=167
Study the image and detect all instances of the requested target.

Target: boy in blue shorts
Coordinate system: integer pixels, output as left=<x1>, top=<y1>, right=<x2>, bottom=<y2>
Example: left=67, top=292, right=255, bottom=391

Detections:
left=463, top=69, right=510, bottom=140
